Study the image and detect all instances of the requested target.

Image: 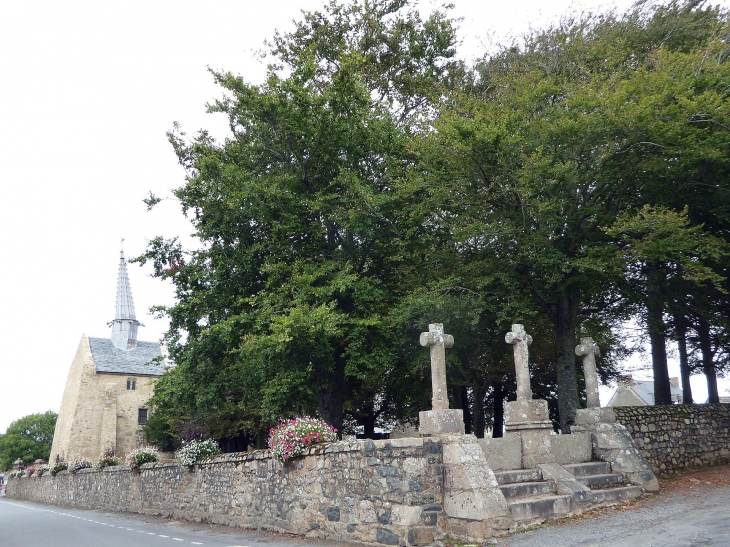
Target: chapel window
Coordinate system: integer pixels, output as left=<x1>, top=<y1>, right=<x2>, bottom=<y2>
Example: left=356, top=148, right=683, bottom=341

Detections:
left=127, top=378, right=136, bottom=390
left=138, top=408, right=148, bottom=425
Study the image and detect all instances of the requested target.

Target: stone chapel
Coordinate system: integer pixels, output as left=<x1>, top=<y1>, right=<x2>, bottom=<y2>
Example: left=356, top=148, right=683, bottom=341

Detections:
left=49, top=249, right=166, bottom=462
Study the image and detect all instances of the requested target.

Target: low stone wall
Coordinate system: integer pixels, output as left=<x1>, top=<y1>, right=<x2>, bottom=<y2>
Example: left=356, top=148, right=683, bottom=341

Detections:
left=6, top=436, right=509, bottom=545
left=613, top=404, right=730, bottom=474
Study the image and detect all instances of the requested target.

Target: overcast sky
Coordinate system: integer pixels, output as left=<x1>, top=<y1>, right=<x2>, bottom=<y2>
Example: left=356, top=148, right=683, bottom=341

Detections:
left=2, top=0, right=727, bottom=434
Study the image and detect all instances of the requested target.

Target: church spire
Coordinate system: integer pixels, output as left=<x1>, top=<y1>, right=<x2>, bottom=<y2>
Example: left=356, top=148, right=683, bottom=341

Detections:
left=109, top=242, right=143, bottom=350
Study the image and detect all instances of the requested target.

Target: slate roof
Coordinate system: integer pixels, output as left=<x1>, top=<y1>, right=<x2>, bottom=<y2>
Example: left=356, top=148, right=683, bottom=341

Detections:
left=607, top=379, right=683, bottom=406
left=88, top=337, right=166, bottom=376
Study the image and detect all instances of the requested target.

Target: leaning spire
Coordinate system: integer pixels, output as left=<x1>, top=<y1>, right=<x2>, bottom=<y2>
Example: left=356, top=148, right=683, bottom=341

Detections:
left=109, top=241, right=143, bottom=350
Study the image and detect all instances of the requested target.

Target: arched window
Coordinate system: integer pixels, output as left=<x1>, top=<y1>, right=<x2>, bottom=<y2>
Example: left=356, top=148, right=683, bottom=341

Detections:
left=127, top=378, right=136, bottom=390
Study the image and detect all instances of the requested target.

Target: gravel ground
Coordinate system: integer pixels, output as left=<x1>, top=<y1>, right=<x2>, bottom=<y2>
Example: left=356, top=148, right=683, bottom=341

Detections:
left=488, top=465, right=730, bottom=547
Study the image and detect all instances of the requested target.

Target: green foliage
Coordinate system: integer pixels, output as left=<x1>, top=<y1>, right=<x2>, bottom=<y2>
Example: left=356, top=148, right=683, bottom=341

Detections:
left=136, top=0, right=458, bottom=442
left=139, top=0, right=730, bottom=439
left=0, top=411, right=57, bottom=471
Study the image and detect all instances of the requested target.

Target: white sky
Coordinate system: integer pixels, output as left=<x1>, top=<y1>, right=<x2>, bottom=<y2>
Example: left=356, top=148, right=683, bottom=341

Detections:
left=1, top=0, right=727, bottom=433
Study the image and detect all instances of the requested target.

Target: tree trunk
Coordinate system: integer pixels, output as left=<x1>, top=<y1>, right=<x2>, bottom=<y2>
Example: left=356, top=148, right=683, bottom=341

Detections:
left=553, top=293, right=580, bottom=432
left=674, top=314, right=693, bottom=404
left=453, top=386, right=472, bottom=434
left=697, top=317, right=720, bottom=404
left=362, top=412, right=376, bottom=439
left=646, top=296, right=672, bottom=405
left=473, top=384, right=487, bottom=439
left=492, top=382, right=505, bottom=438
left=317, top=352, right=346, bottom=436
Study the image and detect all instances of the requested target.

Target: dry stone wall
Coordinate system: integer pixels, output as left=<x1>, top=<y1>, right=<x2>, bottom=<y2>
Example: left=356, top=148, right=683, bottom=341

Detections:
left=613, top=404, right=730, bottom=474
left=7, top=436, right=507, bottom=545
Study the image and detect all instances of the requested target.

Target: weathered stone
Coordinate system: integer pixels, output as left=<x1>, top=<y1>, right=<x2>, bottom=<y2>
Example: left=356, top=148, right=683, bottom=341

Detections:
left=326, top=507, right=340, bottom=521
left=375, top=528, right=400, bottom=545
left=391, top=505, right=422, bottom=526
left=575, top=337, right=601, bottom=408
left=550, top=431, right=592, bottom=464
left=419, top=409, right=465, bottom=436
left=443, top=489, right=509, bottom=520
left=419, top=323, right=454, bottom=411
left=505, top=324, right=533, bottom=401
left=478, top=436, right=522, bottom=472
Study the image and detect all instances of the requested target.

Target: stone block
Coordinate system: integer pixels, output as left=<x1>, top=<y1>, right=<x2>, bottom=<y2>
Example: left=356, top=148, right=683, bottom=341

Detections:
left=464, top=519, right=496, bottom=541
left=478, top=436, right=522, bottom=471
left=444, top=463, right=498, bottom=491
left=390, top=438, right=424, bottom=448
left=442, top=442, right=485, bottom=465
left=408, top=527, right=434, bottom=545
left=574, top=407, right=616, bottom=426
left=391, top=505, right=422, bottom=526
left=443, top=489, right=509, bottom=520
left=419, top=410, right=465, bottom=436
left=375, top=528, right=400, bottom=545
left=551, top=431, right=592, bottom=464
left=504, top=400, right=550, bottom=424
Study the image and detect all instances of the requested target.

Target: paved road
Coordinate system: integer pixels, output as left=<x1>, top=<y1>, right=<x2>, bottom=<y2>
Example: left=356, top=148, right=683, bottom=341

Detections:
left=489, top=483, right=730, bottom=547
left=0, top=498, right=336, bottom=547
left=3, top=483, right=730, bottom=547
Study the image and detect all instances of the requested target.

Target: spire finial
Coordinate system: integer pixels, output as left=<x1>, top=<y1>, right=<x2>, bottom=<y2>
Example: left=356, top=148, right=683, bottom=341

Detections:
left=108, top=240, right=143, bottom=350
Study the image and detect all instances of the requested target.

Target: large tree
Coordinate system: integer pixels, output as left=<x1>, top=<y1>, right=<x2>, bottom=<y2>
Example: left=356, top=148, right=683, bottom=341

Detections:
left=138, top=0, right=458, bottom=445
left=415, top=0, right=729, bottom=428
left=0, top=411, right=57, bottom=471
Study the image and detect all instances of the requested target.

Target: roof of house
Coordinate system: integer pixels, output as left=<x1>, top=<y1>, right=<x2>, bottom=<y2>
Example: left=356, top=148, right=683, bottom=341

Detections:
left=88, top=336, right=165, bottom=376
left=607, top=379, right=683, bottom=406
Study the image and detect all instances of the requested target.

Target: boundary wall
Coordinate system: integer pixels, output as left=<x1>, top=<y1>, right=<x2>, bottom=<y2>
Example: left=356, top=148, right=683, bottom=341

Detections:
left=6, top=436, right=510, bottom=545
left=613, top=404, right=730, bottom=474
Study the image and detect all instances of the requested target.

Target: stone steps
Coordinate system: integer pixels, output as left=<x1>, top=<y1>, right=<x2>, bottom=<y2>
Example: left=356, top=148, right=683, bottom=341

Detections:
left=562, top=461, right=611, bottom=477
left=493, top=461, right=643, bottom=528
left=576, top=472, right=627, bottom=490
left=500, top=480, right=557, bottom=500
left=495, top=470, right=574, bottom=528
left=508, top=493, right=573, bottom=525
left=592, top=485, right=643, bottom=504
left=493, top=469, right=542, bottom=485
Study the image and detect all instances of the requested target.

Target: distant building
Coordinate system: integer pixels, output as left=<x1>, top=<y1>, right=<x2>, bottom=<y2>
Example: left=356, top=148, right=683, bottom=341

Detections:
left=606, top=375, right=683, bottom=407
left=49, top=249, right=165, bottom=462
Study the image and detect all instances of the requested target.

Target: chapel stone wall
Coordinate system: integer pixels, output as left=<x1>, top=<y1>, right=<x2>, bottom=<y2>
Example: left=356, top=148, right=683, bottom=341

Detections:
left=8, top=438, right=463, bottom=545
left=613, top=404, right=730, bottom=474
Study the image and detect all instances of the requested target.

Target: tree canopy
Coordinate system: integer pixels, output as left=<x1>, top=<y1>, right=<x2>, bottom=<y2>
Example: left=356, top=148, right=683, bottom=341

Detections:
left=0, top=411, right=57, bottom=471
left=139, top=0, right=730, bottom=446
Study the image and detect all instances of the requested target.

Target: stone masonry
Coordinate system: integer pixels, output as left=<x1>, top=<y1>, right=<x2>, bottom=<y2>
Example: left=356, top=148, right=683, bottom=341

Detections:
left=50, top=334, right=159, bottom=462
left=8, top=437, right=510, bottom=545
left=614, top=404, right=730, bottom=474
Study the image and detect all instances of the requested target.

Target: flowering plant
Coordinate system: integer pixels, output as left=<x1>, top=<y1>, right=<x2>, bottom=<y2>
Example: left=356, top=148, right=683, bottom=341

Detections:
left=50, top=462, right=68, bottom=476
left=94, top=455, right=122, bottom=471
left=125, top=446, right=159, bottom=471
left=175, top=438, right=220, bottom=468
left=267, top=416, right=337, bottom=463
left=36, top=464, right=51, bottom=477
left=69, top=456, right=93, bottom=473
left=25, top=465, right=37, bottom=477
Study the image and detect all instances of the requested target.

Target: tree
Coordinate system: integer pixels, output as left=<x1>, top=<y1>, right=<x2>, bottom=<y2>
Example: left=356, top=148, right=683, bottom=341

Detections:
left=415, top=0, right=729, bottom=427
left=136, top=0, right=459, bottom=444
left=0, top=411, right=57, bottom=471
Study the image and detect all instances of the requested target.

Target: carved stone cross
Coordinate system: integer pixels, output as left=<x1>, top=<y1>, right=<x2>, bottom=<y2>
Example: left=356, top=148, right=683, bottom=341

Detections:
left=576, top=337, right=601, bottom=408
left=420, top=323, right=454, bottom=410
left=505, top=324, right=533, bottom=401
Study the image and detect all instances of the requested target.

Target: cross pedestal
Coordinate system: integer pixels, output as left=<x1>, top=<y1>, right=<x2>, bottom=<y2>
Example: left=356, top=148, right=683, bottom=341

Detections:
left=418, top=323, right=465, bottom=436
left=504, top=324, right=555, bottom=468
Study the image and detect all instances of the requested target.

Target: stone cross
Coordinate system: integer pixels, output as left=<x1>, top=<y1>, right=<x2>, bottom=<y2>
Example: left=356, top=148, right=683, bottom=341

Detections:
left=505, top=324, right=533, bottom=401
left=420, top=323, right=454, bottom=410
left=575, top=337, right=601, bottom=408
